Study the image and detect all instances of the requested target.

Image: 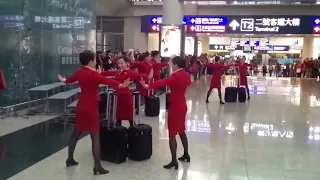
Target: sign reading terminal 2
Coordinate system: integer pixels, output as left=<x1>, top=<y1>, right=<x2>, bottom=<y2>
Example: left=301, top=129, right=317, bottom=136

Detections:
left=227, top=16, right=311, bottom=34
left=143, top=16, right=313, bottom=34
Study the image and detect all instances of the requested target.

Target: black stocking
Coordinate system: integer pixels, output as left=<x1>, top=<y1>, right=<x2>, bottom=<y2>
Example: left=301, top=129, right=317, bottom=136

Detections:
left=206, top=88, right=213, bottom=102
left=245, top=85, right=250, bottom=100
left=89, top=131, right=102, bottom=168
left=68, top=130, right=82, bottom=161
left=169, top=135, right=177, bottom=163
left=217, top=88, right=223, bottom=103
left=179, top=132, right=189, bottom=156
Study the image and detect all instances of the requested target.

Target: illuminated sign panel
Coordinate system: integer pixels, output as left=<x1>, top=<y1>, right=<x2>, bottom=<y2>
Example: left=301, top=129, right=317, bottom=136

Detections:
left=142, top=16, right=313, bottom=34
left=150, top=16, right=187, bottom=25
left=187, top=25, right=226, bottom=33
left=187, top=16, right=227, bottom=25
left=227, top=16, right=312, bottom=34
left=34, top=16, right=85, bottom=29
left=312, top=17, right=320, bottom=34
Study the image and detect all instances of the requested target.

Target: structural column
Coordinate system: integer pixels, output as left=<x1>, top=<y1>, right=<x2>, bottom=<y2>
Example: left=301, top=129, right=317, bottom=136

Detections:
left=199, top=35, right=209, bottom=54
left=301, top=36, right=314, bottom=60
left=161, top=0, right=184, bottom=57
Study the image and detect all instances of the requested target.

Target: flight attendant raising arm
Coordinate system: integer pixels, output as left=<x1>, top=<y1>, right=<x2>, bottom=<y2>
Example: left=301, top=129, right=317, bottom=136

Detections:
left=100, top=56, right=153, bottom=126
left=140, top=56, right=192, bottom=170
left=58, top=50, right=130, bottom=176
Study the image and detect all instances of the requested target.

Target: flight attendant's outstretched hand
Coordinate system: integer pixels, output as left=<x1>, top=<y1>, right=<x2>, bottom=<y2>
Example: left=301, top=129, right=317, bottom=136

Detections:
left=57, top=74, right=66, bottom=82
left=119, top=78, right=131, bottom=88
left=140, top=77, right=149, bottom=89
left=58, top=74, right=130, bottom=89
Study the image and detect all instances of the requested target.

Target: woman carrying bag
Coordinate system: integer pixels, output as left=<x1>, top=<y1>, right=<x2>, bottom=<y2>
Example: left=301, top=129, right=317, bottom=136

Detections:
left=0, top=66, right=7, bottom=163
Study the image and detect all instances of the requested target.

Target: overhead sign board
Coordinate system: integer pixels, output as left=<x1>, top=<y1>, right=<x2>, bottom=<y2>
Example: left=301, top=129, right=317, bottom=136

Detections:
left=227, top=16, right=312, bottom=34
left=312, top=17, right=320, bottom=34
left=150, top=16, right=187, bottom=25
left=187, top=16, right=227, bottom=25
left=187, top=25, right=226, bottom=33
left=142, top=15, right=314, bottom=34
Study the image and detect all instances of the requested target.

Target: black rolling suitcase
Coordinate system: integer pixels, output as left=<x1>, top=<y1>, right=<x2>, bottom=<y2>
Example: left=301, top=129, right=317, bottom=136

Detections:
left=237, top=73, right=247, bottom=103
left=100, top=91, right=128, bottom=164
left=128, top=91, right=152, bottom=161
left=238, top=87, right=246, bottom=102
left=224, top=74, right=238, bottom=103
left=145, top=88, right=160, bottom=117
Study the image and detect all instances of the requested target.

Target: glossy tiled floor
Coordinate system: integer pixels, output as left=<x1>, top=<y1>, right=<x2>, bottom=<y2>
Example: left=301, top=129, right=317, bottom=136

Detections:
left=4, top=76, right=320, bottom=180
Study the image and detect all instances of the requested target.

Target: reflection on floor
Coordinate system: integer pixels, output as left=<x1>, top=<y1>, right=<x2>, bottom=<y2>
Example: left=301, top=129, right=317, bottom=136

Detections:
left=4, top=76, right=320, bottom=180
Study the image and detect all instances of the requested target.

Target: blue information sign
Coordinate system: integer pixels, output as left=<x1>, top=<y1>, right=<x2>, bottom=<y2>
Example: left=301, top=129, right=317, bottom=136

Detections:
left=313, top=17, right=320, bottom=26
left=149, top=16, right=188, bottom=25
left=143, top=15, right=314, bottom=34
left=186, top=16, right=227, bottom=25
left=227, top=16, right=312, bottom=34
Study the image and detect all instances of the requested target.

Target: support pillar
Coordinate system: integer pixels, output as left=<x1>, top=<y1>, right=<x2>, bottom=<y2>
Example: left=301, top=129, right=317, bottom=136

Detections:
left=301, top=36, right=314, bottom=60
left=161, top=0, right=184, bottom=58
left=194, top=36, right=199, bottom=56
left=199, top=35, right=209, bottom=54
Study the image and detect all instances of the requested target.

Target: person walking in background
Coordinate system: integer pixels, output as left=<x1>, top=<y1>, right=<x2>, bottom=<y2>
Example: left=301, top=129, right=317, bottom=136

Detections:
left=189, top=55, right=199, bottom=80
left=100, top=56, right=153, bottom=127
left=0, top=66, right=7, bottom=163
left=296, top=61, right=302, bottom=77
left=268, top=64, right=273, bottom=77
left=140, top=56, right=191, bottom=170
left=57, top=50, right=130, bottom=175
left=275, top=63, right=281, bottom=77
left=262, top=64, right=267, bottom=77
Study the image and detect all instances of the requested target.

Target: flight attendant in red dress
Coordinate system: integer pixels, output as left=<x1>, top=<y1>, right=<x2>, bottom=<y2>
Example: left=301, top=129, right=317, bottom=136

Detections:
left=57, top=50, right=130, bottom=175
left=234, top=57, right=257, bottom=100
left=100, top=56, right=153, bottom=126
left=130, top=52, right=155, bottom=96
left=140, top=56, right=192, bottom=170
left=151, top=50, right=169, bottom=81
left=205, top=56, right=230, bottom=104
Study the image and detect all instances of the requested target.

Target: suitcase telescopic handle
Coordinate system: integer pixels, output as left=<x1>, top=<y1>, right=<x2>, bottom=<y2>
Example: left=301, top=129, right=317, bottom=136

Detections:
left=147, top=78, right=154, bottom=96
left=132, top=91, right=141, bottom=124
left=107, top=90, right=117, bottom=129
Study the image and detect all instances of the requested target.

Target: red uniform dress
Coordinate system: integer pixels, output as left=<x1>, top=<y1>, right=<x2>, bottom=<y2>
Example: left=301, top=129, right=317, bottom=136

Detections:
left=101, top=69, right=148, bottom=121
left=205, top=63, right=229, bottom=88
left=65, top=67, right=120, bottom=132
left=149, top=69, right=192, bottom=136
left=151, top=59, right=169, bottom=81
left=130, top=61, right=154, bottom=96
left=235, top=63, right=256, bottom=86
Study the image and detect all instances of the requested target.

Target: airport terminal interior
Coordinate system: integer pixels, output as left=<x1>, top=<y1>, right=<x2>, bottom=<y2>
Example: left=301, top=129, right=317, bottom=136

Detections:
left=2, top=0, right=320, bottom=180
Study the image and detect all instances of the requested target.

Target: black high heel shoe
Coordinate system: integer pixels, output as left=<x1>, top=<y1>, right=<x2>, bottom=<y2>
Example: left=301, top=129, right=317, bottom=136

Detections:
left=178, top=154, right=191, bottom=162
left=220, top=101, right=225, bottom=105
left=163, top=161, right=178, bottom=170
left=66, top=159, right=79, bottom=167
left=93, top=167, right=109, bottom=175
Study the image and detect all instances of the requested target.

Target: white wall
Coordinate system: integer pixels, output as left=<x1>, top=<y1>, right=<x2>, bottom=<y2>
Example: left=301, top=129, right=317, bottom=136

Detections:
left=148, top=34, right=159, bottom=52
left=269, top=37, right=303, bottom=46
left=124, top=17, right=148, bottom=51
